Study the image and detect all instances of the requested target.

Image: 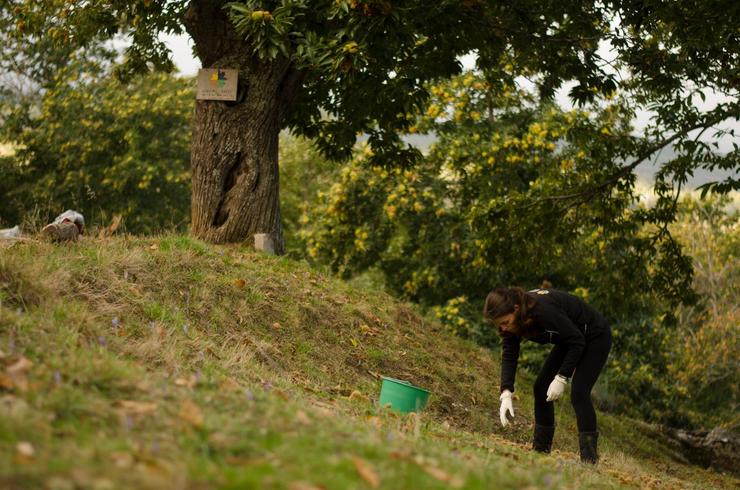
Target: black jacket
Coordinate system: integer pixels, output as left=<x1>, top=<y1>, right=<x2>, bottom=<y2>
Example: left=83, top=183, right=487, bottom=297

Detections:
left=500, top=289, right=608, bottom=393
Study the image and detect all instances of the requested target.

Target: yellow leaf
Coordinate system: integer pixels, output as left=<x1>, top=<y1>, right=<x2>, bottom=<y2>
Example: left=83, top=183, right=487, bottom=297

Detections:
left=234, top=278, right=246, bottom=289
left=174, top=375, right=197, bottom=389
left=114, top=400, right=158, bottom=416
left=348, top=390, right=369, bottom=402
left=423, top=465, right=465, bottom=488
left=351, top=456, right=380, bottom=488
left=179, top=400, right=204, bottom=428
left=288, top=482, right=323, bottom=490
left=6, top=356, right=33, bottom=375
left=295, top=410, right=311, bottom=426
left=0, top=373, right=14, bottom=390
left=423, top=466, right=450, bottom=482
left=274, top=388, right=290, bottom=401
left=110, top=452, right=134, bottom=468
left=218, top=377, right=240, bottom=391
left=16, top=441, right=34, bottom=458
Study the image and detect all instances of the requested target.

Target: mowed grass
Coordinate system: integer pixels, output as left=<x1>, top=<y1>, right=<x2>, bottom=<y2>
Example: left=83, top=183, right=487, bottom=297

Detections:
left=0, top=235, right=736, bottom=489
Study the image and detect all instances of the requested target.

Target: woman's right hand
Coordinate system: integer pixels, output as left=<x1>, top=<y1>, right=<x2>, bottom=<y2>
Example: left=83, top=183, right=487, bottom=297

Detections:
left=499, top=389, right=515, bottom=427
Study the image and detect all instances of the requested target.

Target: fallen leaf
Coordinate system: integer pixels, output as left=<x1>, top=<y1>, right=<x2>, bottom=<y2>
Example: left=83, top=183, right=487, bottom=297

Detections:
left=149, top=243, right=158, bottom=250
left=271, top=322, right=282, bottom=330
left=46, top=477, right=74, bottom=489
left=389, top=448, right=413, bottom=461
left=351, top=457, right=380, bottom=488
left=328, top=385, right=352, bottom=396
left=0, top=394, right=29, bottom=416
left=174, top=375, right=198, bottom=389
left=98, top=214, right=123, bottom=238
left=234, top=278, right=246, bottom=289
left=218, top=377, right=240, bottom=391
left=206, top=346, right=221, bottom=359
left=7, top=356, right=33, bottom=375
left=0, top=373, right=13, bottom=390
left=288, top=482, right=324, bottom=490
left=114, top=400, right=158, bottom=416
left=348, top=390, right=369, bottom=402
left=208, top=432, right=230, bottom=449
left=135, top=380, right=152, bottom=393
left=179, top=400, right=203, bottom=428
left=16, top=441, right=34, bottom=458
left=423, top=465, right=451, bottom=482
left=295, top=410, right=311, bottom=426
left=310, top=403, right=334, bottom=418
left=274, top=388, right=290, bottom=401
left=111, top=451, right=134, bottom=468
left=130, top=286, right=143, bottom=297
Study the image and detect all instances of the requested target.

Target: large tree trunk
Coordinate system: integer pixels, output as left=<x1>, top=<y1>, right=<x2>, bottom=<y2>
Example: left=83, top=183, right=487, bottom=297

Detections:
left=184, top=1, right=301, bottom=252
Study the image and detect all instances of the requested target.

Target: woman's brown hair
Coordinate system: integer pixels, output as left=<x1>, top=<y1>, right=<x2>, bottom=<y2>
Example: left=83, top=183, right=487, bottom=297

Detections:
left=482, top=287, right=536, bottom=337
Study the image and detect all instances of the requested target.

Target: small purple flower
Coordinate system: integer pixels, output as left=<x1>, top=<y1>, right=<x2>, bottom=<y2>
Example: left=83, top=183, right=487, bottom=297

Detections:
left=194, top=369, right=202, bottom=382
left=123, top=270, right=129, bottom=280
left=261, top=381, right=273, bottom=391
left=198, top=351, right=205, bottom=361
left=112, top=317, right=120, bottom=329
left=182, top=323, right=189, bottom=335
left=543, top=474, right=554, bottom=487
left=98, top=335, right=107, bottom=347
left=53, top=371, right=62, bottom=386
left=245, top=389, right=255, bottom=401
left=123, top=414, right=134, bottom=430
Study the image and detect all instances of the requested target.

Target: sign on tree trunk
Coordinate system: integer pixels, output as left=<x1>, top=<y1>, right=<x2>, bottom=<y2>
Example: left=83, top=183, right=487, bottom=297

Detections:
left=196, top=69, right=238, bottom=101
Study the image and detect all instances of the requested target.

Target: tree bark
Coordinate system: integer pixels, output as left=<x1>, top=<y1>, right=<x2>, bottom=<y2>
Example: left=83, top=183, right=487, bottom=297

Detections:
left=184, top=0, right=300, bottom=252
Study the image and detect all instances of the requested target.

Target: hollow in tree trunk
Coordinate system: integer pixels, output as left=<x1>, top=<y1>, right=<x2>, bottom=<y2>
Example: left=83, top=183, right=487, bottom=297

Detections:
left=185, top=1, right=301, bottom=252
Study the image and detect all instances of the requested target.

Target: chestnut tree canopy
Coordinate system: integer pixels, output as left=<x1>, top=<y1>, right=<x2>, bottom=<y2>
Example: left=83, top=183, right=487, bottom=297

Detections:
left=3, top=0, right=738, bottom=248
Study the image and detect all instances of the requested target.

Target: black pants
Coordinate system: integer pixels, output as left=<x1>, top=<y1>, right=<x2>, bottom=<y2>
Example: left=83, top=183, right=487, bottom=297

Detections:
left=533, top=327, right=612, bottom=432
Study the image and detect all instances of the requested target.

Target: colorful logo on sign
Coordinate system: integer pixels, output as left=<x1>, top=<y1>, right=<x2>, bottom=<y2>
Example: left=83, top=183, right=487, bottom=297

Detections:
left=210, top=70, right=227, bottom=88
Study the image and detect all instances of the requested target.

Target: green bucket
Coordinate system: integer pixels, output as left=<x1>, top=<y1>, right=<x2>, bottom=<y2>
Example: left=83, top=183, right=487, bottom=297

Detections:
left=379, top=377, right=431, bottom=413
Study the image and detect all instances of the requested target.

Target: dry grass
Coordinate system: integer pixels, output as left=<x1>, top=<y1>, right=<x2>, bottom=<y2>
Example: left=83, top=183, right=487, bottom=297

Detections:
left=0, top=234, right=737, bottom=489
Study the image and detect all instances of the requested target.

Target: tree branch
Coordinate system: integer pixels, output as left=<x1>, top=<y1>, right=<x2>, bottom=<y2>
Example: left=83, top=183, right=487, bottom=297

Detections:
left=527, top=114, right=733, bottom=211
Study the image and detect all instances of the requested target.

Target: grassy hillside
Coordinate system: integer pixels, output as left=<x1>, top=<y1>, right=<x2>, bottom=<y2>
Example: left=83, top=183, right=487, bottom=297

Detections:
left=0, top=235, right=736, bottom=489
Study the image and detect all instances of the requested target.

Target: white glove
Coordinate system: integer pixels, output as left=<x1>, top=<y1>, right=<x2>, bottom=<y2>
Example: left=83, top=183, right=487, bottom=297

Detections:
left=546, top=375, right=569, bottom=402
left=499, top=390, right=514, bottom=427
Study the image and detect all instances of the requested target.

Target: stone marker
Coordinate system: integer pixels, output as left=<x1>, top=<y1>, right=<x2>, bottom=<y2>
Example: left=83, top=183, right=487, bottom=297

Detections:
left=254, top=233, right=275, bottom=254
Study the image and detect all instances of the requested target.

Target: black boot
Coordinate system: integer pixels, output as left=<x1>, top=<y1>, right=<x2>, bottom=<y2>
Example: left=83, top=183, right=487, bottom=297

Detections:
left=579, top=431, right=599, bottom=464
left=532, top=424, right=555, bottom=453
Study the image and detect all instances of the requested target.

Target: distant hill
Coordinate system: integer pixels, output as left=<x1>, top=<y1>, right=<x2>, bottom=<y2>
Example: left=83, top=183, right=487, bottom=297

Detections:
left=401, top=133, right=738, bottom=190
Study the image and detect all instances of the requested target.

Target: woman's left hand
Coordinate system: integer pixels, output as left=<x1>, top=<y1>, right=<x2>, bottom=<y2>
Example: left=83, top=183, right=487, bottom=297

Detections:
left=546, top=375, right=569, bottom=402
